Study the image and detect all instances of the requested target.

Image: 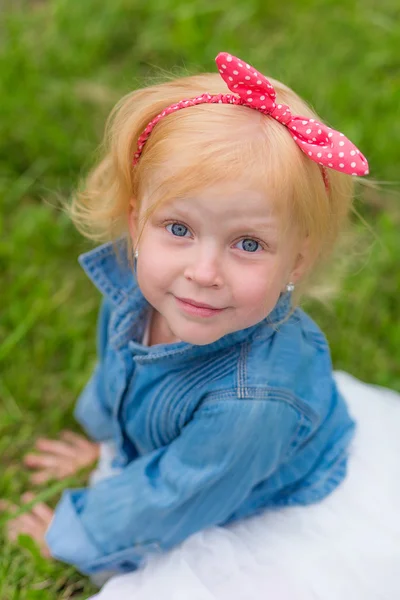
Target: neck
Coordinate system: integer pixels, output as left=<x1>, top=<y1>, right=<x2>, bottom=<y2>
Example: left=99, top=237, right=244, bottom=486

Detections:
left=149, top=309, right=181, bottom=345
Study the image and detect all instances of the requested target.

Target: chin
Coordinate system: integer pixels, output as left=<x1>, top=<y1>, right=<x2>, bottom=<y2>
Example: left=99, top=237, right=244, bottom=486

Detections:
left=178, top=328, right=225, bottom=346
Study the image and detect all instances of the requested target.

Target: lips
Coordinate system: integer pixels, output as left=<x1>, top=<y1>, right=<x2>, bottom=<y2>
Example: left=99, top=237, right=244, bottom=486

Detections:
left=176, top=297, right=221, bottom=310
left=175, top=296, right=225, bottom=318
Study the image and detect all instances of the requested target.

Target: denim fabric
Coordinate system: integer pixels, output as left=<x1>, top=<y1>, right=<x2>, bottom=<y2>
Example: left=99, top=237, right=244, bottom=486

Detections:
left=45, top=239, right=355, bottom=575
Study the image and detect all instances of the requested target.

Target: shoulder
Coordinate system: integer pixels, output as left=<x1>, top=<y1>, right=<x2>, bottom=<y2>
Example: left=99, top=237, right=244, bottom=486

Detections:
left=241, top=308, right=335, bottom=424
left=197, top=394, right=308, bottom=462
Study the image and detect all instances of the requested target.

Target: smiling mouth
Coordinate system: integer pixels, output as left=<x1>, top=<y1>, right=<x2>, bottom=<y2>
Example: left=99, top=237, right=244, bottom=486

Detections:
left=176, top=296, right=223, bottom=310
left=174, top=296, right=226, bottom=317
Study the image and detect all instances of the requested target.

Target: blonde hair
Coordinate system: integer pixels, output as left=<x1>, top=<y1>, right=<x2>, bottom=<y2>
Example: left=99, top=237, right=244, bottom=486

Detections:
left=69, top=71, right=356, bottom=301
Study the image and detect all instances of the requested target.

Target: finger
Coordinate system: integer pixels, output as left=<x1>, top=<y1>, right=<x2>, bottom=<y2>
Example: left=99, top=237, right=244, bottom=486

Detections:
left=8, top=515, right=42, bottom=543
left=0, top=499, right=18, bottom=514
left=21, top=493, right=54, bottom=524
left=24, top=453, right=51, bottom=468
left=21, top=492, right=35, bottom=504
left=8, top=512, right=39, bottom=534
left=23, top=453, right=58, bottom=470
left=60, top=430, right=93, bottom=449
left=30, top=469, right=56, bottom=485
left=34, top=438, right=78, bottom=458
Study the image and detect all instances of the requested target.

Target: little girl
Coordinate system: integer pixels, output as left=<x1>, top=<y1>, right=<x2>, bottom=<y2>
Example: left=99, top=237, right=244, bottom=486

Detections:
left=6, top=52, right=400, bottom=598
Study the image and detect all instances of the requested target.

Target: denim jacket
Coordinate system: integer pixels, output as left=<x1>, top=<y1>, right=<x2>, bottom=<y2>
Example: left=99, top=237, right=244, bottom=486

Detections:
left=45, top=239, right=355, bottom=575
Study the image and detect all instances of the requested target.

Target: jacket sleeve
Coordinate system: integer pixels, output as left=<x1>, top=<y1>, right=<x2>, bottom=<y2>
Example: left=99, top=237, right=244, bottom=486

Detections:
left=73, top=298, right=114, bottom=441
left=46, top=397, right=303, bottom=574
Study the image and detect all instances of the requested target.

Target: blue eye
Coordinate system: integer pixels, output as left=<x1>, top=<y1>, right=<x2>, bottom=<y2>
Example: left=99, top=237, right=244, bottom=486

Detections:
left=166, top=223, right=190, bottom=237
left=235, top=238, right=262, bottom=253
left=165, top=223, right=263, bottom=252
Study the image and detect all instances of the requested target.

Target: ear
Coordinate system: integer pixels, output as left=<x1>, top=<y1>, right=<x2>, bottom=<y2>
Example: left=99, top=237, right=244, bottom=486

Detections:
left=289, top=236, right=313, bottom=284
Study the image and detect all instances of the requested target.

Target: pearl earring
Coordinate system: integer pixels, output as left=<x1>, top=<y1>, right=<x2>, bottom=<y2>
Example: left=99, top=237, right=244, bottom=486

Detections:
left=134, top=249, right=139, bottom=259
left=286, top=281, right=295, bottom=293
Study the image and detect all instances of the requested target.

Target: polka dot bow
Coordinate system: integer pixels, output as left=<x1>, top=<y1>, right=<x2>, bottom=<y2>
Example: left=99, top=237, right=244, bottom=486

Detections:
left=133, top=52, right=369, bottom=179
left=216, top=52, right=369, bottom=177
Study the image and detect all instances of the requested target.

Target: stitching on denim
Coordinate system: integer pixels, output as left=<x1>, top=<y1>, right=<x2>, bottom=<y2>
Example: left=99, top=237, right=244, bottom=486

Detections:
left=110, top=297, right=149, bottom=349
left=251, top=327, right=274, bottom=342
left=278, top=454, right=348, bottom=506
left=145, top=388, right=161, bottom=449
left=285, top=413, right=307, bottom=456
left=242, top=343, right=248, bottom=397
left=200, top=396, right=310, bottom=457
left=84, top=259, right=127, bottom=305
left=201, top=387, right=318, bottom=424
left=236, top=343, right=248, bottom=398
left=156, top=352, right=237, bottom=441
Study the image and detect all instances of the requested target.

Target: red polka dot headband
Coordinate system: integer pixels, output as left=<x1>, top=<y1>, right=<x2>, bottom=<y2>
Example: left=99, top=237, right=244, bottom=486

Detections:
left=133, top=52, right=369, bottom=185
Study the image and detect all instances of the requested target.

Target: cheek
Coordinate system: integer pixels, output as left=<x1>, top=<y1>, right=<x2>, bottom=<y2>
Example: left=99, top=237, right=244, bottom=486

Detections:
left=232, top=259, right=286, bottom=305
left=136, top=236, right=175, bottom=292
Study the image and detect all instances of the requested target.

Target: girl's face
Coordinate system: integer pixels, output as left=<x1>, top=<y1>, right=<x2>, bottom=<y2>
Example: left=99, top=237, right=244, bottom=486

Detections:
left=130, top=181, right=308, bottom=346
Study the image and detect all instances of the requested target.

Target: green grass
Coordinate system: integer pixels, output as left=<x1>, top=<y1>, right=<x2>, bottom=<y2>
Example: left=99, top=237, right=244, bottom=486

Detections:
left=0, top=0, right=399, bottom=597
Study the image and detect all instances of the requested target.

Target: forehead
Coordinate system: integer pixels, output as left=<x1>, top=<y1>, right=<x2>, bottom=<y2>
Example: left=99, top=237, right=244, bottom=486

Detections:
left=143, top=179, right=281, bottom=222
left=163, top=183, right=272, bottom=216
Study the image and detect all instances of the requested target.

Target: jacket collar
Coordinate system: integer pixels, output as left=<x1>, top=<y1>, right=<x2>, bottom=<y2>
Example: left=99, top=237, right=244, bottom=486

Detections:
left=79, top=239, right=293, bottom=360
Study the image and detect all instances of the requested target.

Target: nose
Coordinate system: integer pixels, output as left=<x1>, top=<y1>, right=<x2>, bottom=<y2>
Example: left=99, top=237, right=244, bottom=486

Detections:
left=184, top=245, right=224, bottom=288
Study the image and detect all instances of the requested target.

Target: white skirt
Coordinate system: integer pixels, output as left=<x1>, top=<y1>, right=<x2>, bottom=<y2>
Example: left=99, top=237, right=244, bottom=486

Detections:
left=88, top=372, right=400, bottom=600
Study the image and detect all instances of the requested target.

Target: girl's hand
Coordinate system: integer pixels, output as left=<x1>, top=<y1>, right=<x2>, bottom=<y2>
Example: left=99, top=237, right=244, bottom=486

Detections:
left=0, top=492, right=53, bottom=558
left=23, top=430, right=100, bottom=484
